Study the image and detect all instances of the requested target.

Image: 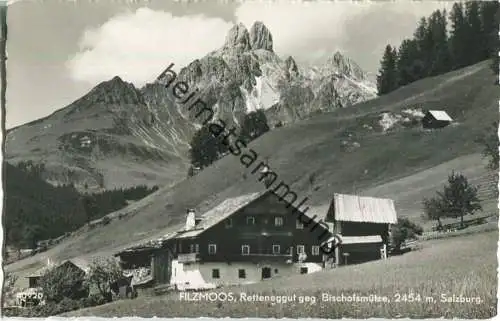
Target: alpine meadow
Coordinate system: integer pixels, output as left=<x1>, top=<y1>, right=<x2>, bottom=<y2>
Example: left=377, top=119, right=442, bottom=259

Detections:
left=2, top=1, right=499, bottom=319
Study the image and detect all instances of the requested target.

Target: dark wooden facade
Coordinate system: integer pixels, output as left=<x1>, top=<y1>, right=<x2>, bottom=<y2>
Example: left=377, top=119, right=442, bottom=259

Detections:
left=172, top=192, right=330, bottom=265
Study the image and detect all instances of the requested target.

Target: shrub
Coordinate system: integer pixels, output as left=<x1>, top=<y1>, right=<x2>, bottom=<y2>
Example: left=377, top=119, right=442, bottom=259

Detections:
left=58, top=298, right=81, bottom=312
left=390, top=218, right=423, bottom=252
left=102, top=216, right=111, bottom=225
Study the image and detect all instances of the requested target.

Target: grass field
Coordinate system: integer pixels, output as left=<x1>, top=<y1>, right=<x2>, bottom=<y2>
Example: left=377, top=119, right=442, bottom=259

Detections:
left=63, top=230, right=498, bottom=318
left=5, top=61, right=499, bottom=291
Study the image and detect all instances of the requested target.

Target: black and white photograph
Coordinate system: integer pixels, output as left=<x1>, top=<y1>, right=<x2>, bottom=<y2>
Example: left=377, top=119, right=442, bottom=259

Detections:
left=1, top=0, right=499, bottom=319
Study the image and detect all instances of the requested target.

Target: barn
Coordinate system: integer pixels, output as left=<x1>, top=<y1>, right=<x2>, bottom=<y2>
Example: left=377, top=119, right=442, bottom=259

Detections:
left=421, top=110, right=453, bottom=129
left=317, top=193, right=398, bottom=267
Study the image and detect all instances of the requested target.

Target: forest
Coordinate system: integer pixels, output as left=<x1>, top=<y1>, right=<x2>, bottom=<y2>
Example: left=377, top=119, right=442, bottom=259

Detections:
left=4, top=162, right=158, bottom=249
left=377, top=1, right=499, bottom=95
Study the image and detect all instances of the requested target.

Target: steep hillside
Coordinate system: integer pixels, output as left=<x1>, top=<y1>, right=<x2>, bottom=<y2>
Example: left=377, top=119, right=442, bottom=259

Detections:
left=6, top=61, right=498, bottom=279
left=3, top=162, right=86, bottom=248
left=5, top=21, right=375, bottom=191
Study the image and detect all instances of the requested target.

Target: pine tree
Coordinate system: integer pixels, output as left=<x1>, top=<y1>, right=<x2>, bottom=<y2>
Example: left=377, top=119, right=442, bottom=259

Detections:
left=465, top=1, right=483, bottom=64
left=397, top=39, right=424, bottom=86
left=425, top=171, right=482, bottom=228
left=413, top=17, right=433, bottom=78
left=449, top=2, right=469, bottom=69
left=480, top=1, right=499, bottom=61
left=427, top=9, right=452, bottom=75
left=376, top=45, right=399, bottom=95
left=189, top=124, right=227, bottom=168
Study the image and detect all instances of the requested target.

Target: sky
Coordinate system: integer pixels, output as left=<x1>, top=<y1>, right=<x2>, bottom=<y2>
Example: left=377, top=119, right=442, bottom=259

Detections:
left=6, top=0, right=453, bottom=129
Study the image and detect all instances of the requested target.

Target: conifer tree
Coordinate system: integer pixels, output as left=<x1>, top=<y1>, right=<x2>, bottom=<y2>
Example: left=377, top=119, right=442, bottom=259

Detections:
left=465, top=1, right=483, bottom=64
left=397, top=39, right=423, bottom=86
left=376, top=45, right=398, bottom=95
left=449, top=3, right=470, bottom=69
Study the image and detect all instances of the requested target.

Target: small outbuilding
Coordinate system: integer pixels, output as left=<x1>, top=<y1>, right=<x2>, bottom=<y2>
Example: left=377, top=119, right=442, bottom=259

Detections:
left=422, top=110, right=453, bottom=129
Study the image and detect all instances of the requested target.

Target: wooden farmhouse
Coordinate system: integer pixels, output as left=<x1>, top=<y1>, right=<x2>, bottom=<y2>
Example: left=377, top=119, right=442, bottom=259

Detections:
left=319, top=193, right=398, bottom=266
left=421, top=110, right=453, bottom=129
left=114, top=191, right=398, bottom=290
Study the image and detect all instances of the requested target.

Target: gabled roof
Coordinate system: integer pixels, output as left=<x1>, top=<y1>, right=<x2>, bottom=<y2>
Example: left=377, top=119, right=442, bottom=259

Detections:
left=115, top=191, right=270, bottom=255
left=427, top=110, right=453, bottom=122
left=26, top=257, right=91, bottom=278
left=62, top=258, right=91, bottom=273
left=333, top=193, right=397, bottom=224
left=175, top=191, right=269, bottom=239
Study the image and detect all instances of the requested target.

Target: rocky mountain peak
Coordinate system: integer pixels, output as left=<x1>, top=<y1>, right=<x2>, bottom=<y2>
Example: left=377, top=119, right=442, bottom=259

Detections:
left=223, top=22, right=251, bottom=52
left=249, top=21, right=273, bottom=52
left=325, top=51, right=366, bottom=80
left=80, top=75, right=143, bottom=105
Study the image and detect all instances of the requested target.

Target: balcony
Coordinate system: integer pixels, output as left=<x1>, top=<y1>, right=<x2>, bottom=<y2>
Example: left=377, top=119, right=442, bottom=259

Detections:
left=177, top=252, right=200, bottom=263
left=245, top=253, right=293, bottom=258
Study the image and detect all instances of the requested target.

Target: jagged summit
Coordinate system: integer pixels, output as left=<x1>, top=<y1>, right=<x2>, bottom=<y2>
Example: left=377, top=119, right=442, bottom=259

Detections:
left=249, top=21, right=273, bottom=51
left=223, top=22, right=251, bottom=52
left=222, top=21, right=273, bottom=53
left=325, top=51, right=366, bottom=80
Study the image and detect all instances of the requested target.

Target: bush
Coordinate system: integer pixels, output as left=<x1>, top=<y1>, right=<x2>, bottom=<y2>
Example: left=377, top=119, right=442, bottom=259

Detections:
left=390, top=218, right=423, bottom=252
left=58, top=298, right=81, bottom=312
left=102, top=216, right=111, bottom=225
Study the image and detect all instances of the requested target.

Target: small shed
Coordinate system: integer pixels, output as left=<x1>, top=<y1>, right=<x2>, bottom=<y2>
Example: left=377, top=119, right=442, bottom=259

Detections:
left=422, top=110, right=453, bottom=129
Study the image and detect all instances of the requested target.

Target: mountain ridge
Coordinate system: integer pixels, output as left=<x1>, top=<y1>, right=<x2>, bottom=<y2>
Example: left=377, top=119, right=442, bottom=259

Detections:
left=6, top=21, right=377, bottom=191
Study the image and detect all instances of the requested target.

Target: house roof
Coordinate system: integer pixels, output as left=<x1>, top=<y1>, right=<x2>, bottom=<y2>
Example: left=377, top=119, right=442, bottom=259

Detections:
left=175, top=191, right=268, bottom=239
left=427, top=110, right=453, bottom=122
left=114, top=191, right=270, bottom=255
left=26, top=257, right=91, bottom=278
left=333, top=193, right=397, bottom=224
left=115, top=231, right=179, bottom=256
left=62, top=258, right=91, bottom=273
left=27, top=266, right=51, bottom=278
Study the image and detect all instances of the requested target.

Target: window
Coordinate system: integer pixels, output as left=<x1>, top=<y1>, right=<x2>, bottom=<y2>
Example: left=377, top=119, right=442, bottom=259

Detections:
left=272, top=245, right=280, bottom=254
left=225, top=218, right=232, bottom=228
left=297, top=245, right=305, bottom=254
left=238, top=269, right=246, bottom=279
left=296, top=220, right=304, bottom=229
left=274, top=268, right=279, bottom=274
left=208, top=244, right=216, bottom=255
left=312, top=246, right=320, bottom=256
left=212, top=269, right=220, bottom=279
left=274, top=216, right=284, bottom=226
left=246, top=216, right=256, bottom=225
left=300, top=267, right=308, bottom=274
left=190, top=244, right=200, bottom=253
left=241, top=245, right=250, bottom=255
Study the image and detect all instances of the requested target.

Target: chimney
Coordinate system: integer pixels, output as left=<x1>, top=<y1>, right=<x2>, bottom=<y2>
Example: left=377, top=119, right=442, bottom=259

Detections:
left=185, top=209, right=196, bottom=231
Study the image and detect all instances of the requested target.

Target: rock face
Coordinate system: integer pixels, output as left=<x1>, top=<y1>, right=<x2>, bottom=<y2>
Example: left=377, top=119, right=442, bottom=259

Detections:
left=224, top=23, right=251, bottom=52
left=249, top=21, right=274, bottom=51
left=5, top=21, right=377, bottom=190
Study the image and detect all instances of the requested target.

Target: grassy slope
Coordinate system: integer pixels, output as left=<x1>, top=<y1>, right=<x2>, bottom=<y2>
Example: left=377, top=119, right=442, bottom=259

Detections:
left=64, top=230, right=498, bottom=318
left=5, top=61, right=499, bottom=281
